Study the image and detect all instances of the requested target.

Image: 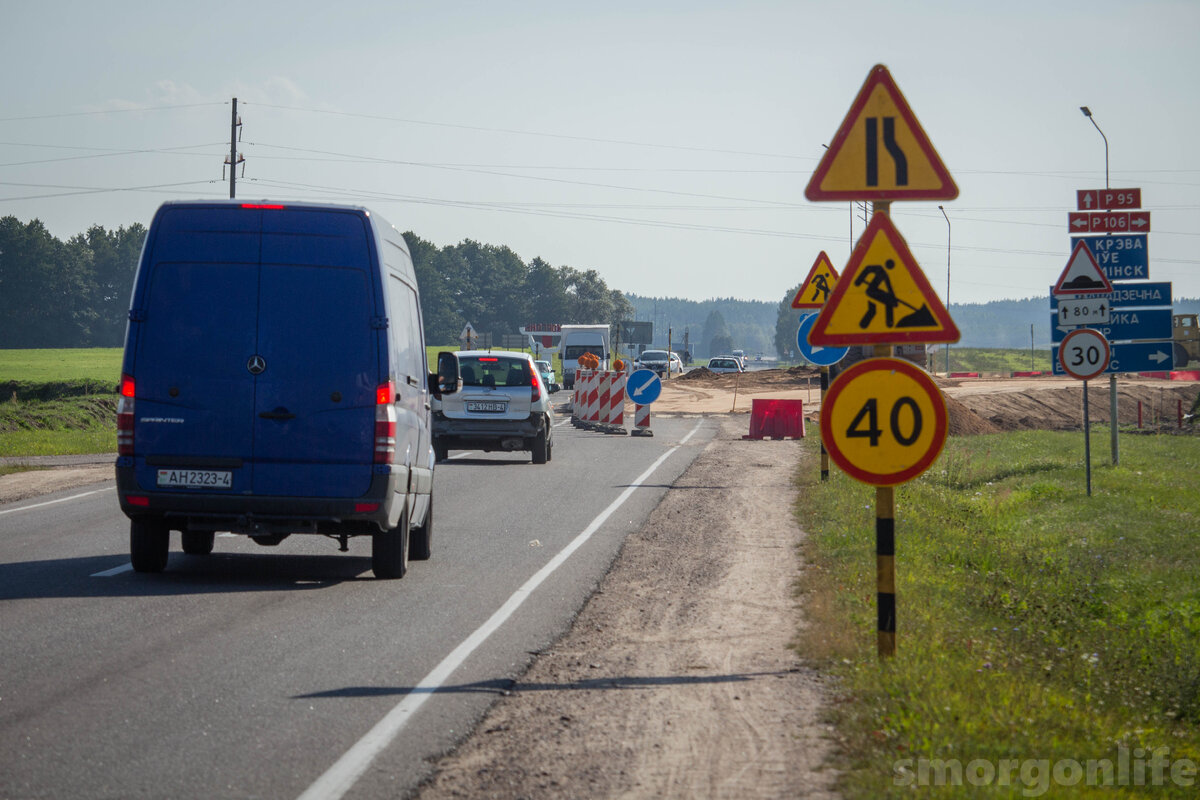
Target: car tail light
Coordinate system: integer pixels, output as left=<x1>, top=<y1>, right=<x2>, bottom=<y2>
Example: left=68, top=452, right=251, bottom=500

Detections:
left=117, top=373, right=135, bottom=456
left=374, top=381, right=396, bottom=464
left=530, top=368, right=542, bottom=402
left=241, top=203, right=285, bottom=209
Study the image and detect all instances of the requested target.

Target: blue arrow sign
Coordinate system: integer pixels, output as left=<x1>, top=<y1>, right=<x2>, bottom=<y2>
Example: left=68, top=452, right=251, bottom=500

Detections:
left=1071, top=234, right=1149, bottom=281
left=626, top=369, right=662, bottom=404
left=1049, top=308, right=1173, bottom=344
left=1052, top=339, right=1174, bottom=375
left=796, top=313, right=849, bottom=366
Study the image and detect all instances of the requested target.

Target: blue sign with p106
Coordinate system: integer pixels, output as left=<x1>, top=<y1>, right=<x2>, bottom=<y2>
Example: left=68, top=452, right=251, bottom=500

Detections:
left=1071, top=234, right=1149, bottom=281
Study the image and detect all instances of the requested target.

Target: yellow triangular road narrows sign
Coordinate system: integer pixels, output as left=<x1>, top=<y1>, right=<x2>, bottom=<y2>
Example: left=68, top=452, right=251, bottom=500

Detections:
left=805, top=64, right=958, bottom=202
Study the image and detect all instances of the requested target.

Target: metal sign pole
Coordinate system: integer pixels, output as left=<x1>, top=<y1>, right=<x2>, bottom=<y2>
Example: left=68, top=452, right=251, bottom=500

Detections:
left=819, top=367, right=830, bottom=480
left=1084, top=380, right=1093, bottom=497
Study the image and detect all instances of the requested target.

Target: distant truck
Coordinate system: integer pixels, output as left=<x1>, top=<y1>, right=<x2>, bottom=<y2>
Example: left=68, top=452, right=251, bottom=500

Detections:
left=1175, top=313, right=1199, bottom=368
left=559, top=324, right=611, bottom=388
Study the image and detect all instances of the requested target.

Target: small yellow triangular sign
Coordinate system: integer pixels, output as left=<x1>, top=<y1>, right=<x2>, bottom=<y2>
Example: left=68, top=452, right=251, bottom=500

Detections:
left=809, top=214, right=960, bottom=345
left=805, top=64, right=958, bottom=202
left=792, top=251, right=840, bottom=308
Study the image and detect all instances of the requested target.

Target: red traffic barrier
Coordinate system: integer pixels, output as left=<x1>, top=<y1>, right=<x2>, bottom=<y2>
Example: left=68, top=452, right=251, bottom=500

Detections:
left=743, top=398, right=805, bottom=440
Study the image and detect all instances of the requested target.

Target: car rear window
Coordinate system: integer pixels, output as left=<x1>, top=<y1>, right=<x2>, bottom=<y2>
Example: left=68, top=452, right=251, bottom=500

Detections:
left=459, top=356, right=531, bottom=387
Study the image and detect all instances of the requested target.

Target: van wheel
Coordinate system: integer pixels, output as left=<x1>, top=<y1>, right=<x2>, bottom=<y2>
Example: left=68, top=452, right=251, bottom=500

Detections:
left=410, top=498, right=433, bottom=561
left=130, top=519, right=169, bottom=573
left=531, top=428, right=548, bottom=464
left=372, top=506, right=409, bottom=579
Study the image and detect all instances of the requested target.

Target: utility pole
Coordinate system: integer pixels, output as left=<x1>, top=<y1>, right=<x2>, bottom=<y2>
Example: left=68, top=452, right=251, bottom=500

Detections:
left=226, top=98, right=243, bottom=198
left=229, top=98, right=238, bottom=198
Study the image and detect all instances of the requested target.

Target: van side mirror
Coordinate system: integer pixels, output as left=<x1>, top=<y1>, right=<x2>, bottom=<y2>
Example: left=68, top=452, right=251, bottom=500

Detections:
left=431, top=351, right=460, bottom=396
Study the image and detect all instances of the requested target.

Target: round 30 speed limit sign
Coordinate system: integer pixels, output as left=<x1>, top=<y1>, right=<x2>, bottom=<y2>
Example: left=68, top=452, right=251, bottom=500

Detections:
left=821, top=357, right=949, bottom=486
left=1058, top=327, right=1110, bottom=381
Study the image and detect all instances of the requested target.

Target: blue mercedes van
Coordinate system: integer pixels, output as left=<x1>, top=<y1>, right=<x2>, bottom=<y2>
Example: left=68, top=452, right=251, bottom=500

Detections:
left=116, top=200, right=458, bottom=578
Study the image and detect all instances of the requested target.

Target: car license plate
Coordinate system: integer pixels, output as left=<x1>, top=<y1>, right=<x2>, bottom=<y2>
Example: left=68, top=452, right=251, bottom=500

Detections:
left=157, top=469, right=232, bottom=489
left=466, top=400, right=507, bottom=413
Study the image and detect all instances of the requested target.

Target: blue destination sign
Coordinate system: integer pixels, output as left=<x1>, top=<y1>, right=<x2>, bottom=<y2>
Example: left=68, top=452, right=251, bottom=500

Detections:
left=1049, top=281, right=1172, bottom=310
left=1049, top=308, right=1173, bottom=344
left=1052, top=339, right=1175, bottom=375
left=1071, top=234, right=1149, bottom=281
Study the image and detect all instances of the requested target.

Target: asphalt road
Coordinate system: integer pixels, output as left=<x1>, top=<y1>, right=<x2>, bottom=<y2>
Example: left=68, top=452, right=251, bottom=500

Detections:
left=0, top=411, right=717, bottom=800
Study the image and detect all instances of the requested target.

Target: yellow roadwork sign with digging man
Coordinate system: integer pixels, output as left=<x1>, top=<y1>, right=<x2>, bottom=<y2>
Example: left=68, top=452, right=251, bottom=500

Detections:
left=792, top=251, right=840, bottom=309
left=808, top=214, right=960, bottom=345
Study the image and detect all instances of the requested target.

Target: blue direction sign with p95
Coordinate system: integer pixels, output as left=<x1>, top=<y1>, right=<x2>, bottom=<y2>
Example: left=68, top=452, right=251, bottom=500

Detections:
left=1071, top=234, right=1149, bottom=281
left=626, top=369, right=662, bottom=405
left=796, top=313, right=849, bottom=367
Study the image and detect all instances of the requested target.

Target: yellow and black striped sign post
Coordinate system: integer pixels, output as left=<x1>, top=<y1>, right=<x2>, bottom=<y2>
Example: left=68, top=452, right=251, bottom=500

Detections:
left=804, top=66, right=960, bottom=659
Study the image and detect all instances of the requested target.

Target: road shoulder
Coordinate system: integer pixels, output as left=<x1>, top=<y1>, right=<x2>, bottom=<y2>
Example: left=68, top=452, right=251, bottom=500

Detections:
left=416, top=416, right=838, bottom=799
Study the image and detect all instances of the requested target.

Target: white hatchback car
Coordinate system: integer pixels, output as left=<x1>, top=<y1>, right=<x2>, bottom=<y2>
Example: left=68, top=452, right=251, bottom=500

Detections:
left=432, top=351, right=554, bottom=463
left=707, top=356, right=744, bottom=374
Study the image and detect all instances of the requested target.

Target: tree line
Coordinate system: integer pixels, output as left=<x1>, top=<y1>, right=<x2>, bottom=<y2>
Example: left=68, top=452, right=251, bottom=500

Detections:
left=0, top=216, right=632, bottom=349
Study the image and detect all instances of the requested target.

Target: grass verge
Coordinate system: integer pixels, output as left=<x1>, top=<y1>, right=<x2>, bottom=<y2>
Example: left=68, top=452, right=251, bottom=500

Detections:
left=794, top=430, right=1200, bottom=798
left=0, top=394, right=117, bottom=457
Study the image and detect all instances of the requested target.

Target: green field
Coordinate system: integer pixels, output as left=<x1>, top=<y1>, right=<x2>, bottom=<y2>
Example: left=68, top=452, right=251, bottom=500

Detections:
left=0, top=347, right=123, bottom=385
left=794, top=431, right=1200, bottom=797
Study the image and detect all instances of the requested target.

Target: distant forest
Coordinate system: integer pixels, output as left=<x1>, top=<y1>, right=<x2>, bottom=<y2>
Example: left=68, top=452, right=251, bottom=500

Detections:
left=1, top=214, right=1196, bottom=354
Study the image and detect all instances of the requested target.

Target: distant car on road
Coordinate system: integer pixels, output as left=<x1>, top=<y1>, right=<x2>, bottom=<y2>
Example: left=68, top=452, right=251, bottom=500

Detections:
left=635, top=349, right=684, bottom=376
left=534, top=359, right=558, bottom=393
left=707, top=356, right=744, bottom=374
left=432, top=351, right=553, bottom=464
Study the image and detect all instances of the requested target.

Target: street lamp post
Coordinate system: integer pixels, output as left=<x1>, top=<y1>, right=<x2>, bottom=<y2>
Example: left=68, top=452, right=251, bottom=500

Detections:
left=1080, top=105, right=1118, bottom=466
left=938, top=205, right=950, bottom=375
left=1079, top=107, right=1109, bottom=189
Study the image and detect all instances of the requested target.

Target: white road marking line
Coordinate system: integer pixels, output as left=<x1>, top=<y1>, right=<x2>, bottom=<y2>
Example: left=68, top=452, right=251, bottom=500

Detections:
left=0, top=486, right=114, bottom=517
left=296, top=419, right=705, bottom=800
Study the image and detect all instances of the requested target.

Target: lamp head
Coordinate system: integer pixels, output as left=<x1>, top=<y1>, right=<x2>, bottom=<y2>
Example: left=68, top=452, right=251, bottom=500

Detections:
left=1080, top=106, right=1093, bottom=117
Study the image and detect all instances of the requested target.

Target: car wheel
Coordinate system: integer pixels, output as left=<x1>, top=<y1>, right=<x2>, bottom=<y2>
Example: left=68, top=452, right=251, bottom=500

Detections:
left=433, top=439, right=449, bottom=463
left=130, top=518, right=169, bottom=573
left=410, top=497, right=433, bottom=561
left=532, top=427, right=548, bottom=464
left=181, top=530, right=214, bottom=555
left=372, top=504, right=409, bottom=579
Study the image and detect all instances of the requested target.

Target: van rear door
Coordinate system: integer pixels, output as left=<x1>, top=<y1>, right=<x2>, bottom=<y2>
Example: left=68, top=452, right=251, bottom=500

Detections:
left=251, top=208, right=379, bottom=498
left=132, top=207, right=260, bottom=493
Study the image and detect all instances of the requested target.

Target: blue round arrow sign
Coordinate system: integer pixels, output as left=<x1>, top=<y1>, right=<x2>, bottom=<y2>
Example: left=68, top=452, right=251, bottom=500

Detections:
left=797, top=313, right=849, bottom=366
left=626, top=369, right=662, bottom=404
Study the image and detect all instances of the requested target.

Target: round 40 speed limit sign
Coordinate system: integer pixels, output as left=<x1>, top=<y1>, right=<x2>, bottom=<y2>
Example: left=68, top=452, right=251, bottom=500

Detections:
left=821, top=357, right=949, bottom=486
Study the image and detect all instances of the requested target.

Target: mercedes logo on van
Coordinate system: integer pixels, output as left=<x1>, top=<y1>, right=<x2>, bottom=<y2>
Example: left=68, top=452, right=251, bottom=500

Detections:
left=246, top=355, right=267, bottom=375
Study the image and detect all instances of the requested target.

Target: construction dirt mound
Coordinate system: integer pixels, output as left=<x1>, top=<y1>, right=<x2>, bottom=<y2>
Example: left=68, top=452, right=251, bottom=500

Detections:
left=649, top=367, right=1200, bottom=436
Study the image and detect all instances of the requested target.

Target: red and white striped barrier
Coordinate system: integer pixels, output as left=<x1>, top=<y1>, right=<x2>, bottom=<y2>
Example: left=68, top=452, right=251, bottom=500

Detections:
left=631, top=402, right=653, bottom=436
left=607, top=373, right=626, bottom=429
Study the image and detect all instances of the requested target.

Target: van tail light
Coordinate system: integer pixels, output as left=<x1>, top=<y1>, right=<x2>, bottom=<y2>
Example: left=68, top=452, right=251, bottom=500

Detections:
left=374, top=381, right=397, bottom=464
left=117, top=373, right=136, bottom=456
left=530, top=369, right=542, bottom=403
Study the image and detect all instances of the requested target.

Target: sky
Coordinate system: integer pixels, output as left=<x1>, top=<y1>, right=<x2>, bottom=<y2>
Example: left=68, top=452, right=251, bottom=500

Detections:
left=2, top=0, right=1197, bottom=309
